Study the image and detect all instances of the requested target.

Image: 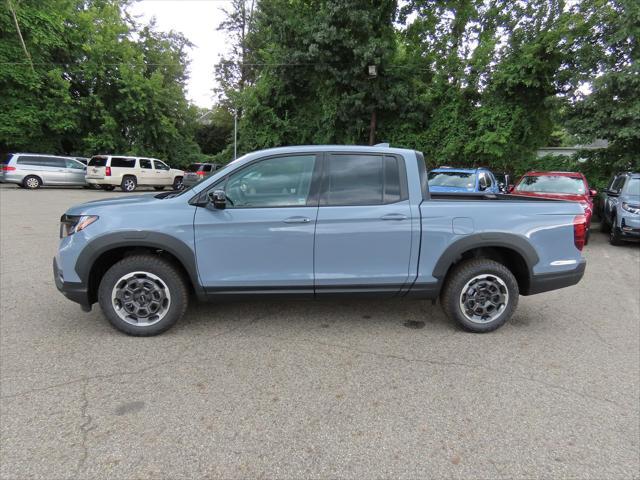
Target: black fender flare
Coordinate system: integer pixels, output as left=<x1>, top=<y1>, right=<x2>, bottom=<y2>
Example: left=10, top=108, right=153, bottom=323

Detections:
left=431, top=233, right=539, bottom=281
left=75, top=231, right=203, bottom=295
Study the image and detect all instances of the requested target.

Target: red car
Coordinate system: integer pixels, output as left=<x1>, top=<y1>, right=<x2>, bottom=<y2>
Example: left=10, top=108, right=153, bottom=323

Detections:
left=509, top=171, right=597, bottom=234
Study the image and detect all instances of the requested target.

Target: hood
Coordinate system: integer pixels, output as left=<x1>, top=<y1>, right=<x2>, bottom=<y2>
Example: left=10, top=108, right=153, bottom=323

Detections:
left=510, top=190, right=589, bottom=203
left=621, top=193, right=640, bottom=204
left=428, top=185, right=476, bottom=193
left=66, top=193, right=160, bottom=215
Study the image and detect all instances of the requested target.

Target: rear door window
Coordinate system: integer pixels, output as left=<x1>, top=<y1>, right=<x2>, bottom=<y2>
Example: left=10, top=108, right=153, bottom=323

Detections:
left=110, top=157, right=136, bottom=168
left=324, top=154, right=404, bottom=206
left=140, top=159, right=153, bottom=169
left=16, top=155, right=59, bottom=167
left=47, top=157, right=66, bottom=168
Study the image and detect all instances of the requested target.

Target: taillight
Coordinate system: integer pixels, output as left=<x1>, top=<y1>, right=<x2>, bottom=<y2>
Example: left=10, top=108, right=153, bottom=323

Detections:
left=105, top=166, right=111, bottom=176
left=196, top=171, right=205, bottom=176
left=2, top=165, right=16, bottom=171
left=573, top=214, right=587, bottom=251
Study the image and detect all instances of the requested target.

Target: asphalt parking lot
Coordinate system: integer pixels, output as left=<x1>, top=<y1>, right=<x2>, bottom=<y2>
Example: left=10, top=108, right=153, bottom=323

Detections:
left=0, top=184, right=638, bottom=479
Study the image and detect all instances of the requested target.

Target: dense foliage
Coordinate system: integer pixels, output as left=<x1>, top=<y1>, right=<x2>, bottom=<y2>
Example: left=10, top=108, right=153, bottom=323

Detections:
left=1, top=0, right=637, bottom=181
left=0, top=0, right=201, bottom=164
left=216, top=0, right=639, bottom=182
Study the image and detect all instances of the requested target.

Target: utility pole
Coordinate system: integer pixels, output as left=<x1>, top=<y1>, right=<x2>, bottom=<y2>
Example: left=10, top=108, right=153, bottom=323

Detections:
left=368, top=65, right=378, bottom=145
left=233, top=109, right=238, bottom=160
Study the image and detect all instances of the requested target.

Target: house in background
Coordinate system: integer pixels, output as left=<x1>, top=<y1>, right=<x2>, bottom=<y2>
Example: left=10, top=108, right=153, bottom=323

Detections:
left=536, top=139, right=609, bottom=161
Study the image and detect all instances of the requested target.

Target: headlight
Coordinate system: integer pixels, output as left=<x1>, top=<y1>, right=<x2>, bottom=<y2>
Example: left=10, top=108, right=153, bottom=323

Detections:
left=60, top=215, right=98, bottom=238
left=621, top=202, right=640, bottom=215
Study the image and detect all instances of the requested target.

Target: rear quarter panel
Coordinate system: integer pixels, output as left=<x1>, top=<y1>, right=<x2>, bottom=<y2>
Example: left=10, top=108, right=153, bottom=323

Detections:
left=417, top=198, right=585, bottom=284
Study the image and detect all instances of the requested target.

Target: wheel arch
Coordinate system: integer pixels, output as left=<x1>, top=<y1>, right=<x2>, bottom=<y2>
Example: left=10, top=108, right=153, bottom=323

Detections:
left=433, top=234, right=538, bottom=295
left=76, top=232, right=203, bottom=304
left=23, top=174, right=43, bottom=187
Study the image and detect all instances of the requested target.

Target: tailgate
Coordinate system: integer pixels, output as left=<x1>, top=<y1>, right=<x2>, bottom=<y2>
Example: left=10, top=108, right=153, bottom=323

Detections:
left=85, top=166, right=105, bottom=179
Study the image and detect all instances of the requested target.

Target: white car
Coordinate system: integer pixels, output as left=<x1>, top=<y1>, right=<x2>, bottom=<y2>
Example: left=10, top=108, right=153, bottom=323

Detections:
left=85, top=155, right=184, bottom=192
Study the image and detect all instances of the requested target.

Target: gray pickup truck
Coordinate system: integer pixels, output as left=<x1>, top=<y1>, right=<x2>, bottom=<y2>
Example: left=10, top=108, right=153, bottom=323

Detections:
left=54, top=145, right=587, bottom=336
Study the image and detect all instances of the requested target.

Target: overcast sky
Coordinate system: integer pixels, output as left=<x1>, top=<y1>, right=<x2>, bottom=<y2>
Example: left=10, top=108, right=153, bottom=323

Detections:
left=129, top=0, right=234, bottom=109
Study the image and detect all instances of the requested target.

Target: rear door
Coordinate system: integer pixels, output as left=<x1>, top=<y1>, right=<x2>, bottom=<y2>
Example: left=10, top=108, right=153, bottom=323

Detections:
left=153, top=160, right=172, bottom=185
left=41, top=157, right=67, bottom=184
left=314, top=153, right=413, bottom=295
left=139, top=159, right=154, bottom=185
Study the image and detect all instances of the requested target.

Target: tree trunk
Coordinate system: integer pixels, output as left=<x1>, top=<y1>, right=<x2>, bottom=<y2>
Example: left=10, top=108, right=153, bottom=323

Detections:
left=368, top=110, right=377, bottom=145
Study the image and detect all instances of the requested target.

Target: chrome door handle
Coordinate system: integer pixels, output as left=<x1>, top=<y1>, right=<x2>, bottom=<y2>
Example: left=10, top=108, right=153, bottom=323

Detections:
left=381, top=213, right=408, bottom=221
left=283, top=216, right=311, bottom=224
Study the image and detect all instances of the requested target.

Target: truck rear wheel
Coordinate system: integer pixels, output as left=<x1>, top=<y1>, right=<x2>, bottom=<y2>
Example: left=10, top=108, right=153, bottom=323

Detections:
left=98, top=255, right=188, bottom=336
left=441, top=258, right=519, bottom=333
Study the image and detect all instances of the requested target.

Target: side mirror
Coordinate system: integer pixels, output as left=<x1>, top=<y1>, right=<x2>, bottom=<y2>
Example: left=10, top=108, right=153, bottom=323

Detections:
left=589, top=189, right=598, bottom=197
left=208, top=190, right=227, bottom=209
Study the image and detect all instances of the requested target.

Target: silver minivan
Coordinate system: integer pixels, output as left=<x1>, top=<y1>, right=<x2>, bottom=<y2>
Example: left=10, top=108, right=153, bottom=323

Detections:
left=1, top=153, right=87, bottom=189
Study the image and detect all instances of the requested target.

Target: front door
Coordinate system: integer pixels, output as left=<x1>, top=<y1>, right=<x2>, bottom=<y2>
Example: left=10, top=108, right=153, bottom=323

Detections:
left=153, top=160, right=172, bottom=185
left=314, top=153, right=413, bottom=295
left=194, top=153, right=320, bottom=294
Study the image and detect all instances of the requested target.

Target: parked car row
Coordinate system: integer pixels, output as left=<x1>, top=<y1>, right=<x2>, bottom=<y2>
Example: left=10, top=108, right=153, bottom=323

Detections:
left=599, top=171, right=640, bottom=245
left=1, top=153, right=221, bottom=192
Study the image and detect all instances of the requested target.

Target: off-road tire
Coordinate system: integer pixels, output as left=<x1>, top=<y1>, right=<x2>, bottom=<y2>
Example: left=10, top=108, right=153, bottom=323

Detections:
left=98, top=255, right=188, bottom=336
left=441, top=258, right=519, bottom=333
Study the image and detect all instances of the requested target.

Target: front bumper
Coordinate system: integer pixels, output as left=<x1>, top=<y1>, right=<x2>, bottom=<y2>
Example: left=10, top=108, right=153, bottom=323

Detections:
left=53, top=257, right=91, bottom=310
left=620, top=216, right=640, bottom=239
left=526, top=259, right=587, bottom=295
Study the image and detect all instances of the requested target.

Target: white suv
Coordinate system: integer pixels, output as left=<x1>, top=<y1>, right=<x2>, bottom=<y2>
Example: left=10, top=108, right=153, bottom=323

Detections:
left=85, top=155, right=184, bottom=192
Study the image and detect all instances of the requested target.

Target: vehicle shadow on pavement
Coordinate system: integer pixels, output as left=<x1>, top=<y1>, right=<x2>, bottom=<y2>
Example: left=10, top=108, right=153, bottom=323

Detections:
left=175, top=297, right=456, bottom=335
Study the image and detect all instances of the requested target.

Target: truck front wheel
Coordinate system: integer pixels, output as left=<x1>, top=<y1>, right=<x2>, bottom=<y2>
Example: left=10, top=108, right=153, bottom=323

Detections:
left=441, top=259, right=519, bottom=333
left=98, top=255, right=188, bottom=336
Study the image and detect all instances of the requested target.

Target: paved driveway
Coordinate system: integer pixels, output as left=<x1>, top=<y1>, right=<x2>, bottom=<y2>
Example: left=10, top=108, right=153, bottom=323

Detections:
left=1, top=185, right=639, bottom=479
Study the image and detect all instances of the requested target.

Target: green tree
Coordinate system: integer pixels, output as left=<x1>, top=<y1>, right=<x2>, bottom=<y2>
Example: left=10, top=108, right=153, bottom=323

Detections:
left=0, top=0, right=201, bottom=165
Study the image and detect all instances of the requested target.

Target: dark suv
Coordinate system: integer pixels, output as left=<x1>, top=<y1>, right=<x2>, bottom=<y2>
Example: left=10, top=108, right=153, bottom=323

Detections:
left=182, top=163, right=220, bottom=188
left=600, top=172, right=640, bottom=245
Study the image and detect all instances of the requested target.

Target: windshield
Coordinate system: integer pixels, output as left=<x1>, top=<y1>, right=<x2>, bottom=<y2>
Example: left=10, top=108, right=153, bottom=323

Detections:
left=625, top=178, right=640, bottom=196
left=515, top=175, right=585, bottom=195
left=428, top=171, right=476, bottom=189
left=88, top=156, right=107, bottom=167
